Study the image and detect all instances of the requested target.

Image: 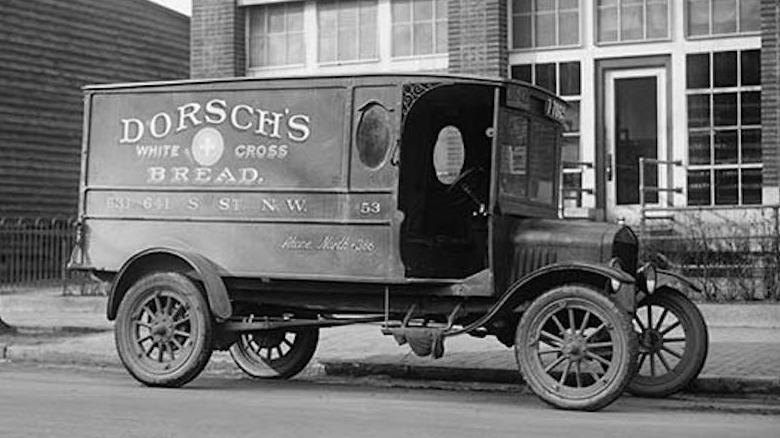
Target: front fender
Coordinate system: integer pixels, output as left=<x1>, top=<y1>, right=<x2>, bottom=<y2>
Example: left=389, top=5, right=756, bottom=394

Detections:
left=657, top=269, right=702, bottom=293
left=445, top=262, right=635, bottom=338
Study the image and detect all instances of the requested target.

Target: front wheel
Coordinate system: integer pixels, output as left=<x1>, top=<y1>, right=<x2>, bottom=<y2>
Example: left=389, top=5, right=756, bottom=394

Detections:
left=515, top=285, right=637, bottom=411
left=628, top=287, right=708, bottom=397
left=229, top=326, right=319, bottom=379
left=115, top=272, right=214, bottom=387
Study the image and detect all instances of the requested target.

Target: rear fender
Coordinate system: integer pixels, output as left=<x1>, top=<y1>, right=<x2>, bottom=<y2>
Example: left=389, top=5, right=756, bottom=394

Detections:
left=107, top=248, right=232, bottom=322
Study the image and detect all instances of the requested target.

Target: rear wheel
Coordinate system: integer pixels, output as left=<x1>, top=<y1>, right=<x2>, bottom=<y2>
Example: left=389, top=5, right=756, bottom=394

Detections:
left=115, top=272, right=213, bottom=387
left=515, top=285, right=637, bottom=411
left=229, top=325, right=319, bottom=379
left=628, top=287, right=708, bottom=397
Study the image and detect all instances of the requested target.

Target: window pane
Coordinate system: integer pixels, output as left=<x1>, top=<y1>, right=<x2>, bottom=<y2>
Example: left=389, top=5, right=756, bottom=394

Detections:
left=513, top=14, right=533, bottom=48
left=714, top=51, right=737, bottom=87
left=687, top=94, right=711, bottom=128
left=713, top=0, right=737, bottom=34
left=413, top=0, right=433, bottom=20
left=714, top=130, right=738, bottom=164
left=713, top=93, right=737, bottom=126
left=288, top=34, right=304, bottom=64
left=563, top=101, right=580, bottom=133
left=537, top=0, right=555, bottom=11
left=268, top=5, right=285, bottom=33
left=339, top=27, right=358, bottom=60
left=559, top=11, right=579, bottom=45
left=687, top=0, right=709, bottom=36
left=686, top=53, right=710, bottom=89
left=513, top=0, right=531, bottom=14
left=741, top=50, right=761, bottom=86
left=435, top=0, right=447, bottom=17
left=647, top=2, right=668, bottom=38
left=598, top=6, right=618, bottom=42
left=687, top=170, right=711, bottom=205
left=688, top=132, right=711, bottom=165
left=742, top=168, right=762, bottom=204
left=320, top=34, right=337, bottom=62
left=392, top=0, right=411, bottom=22
left=413, top=22, right=433, bottom=55
left=559, top=62, right=581, bottom=96
left=287, top=3, right=304, bottom=30
left=715, top=168, right=738, bottom=204
left=621, top=3, right=643, bottom=40
left=741, top=91, right=761, bottom=125
left=511, top=64, right=533, bottom=82
left=250, top=36, right=266, bottom=67
left=742, top=129, right=762, bottom=163
left=535, top=12, right=556, bottom=47
left=268, top=34, right=286, bottom=65
left=360, top=23, right=377, bottom=59
left=535, top=63, right=556, bottom=93
left=250, top=8, right=267, bottom=35
left=562, top=136, right=580, bottom=163
left=392, top=23, right=412, bottom=56
left=435, top=20, right=447, bottom=52
left=740, top=0, right=760, bottom=32
left=561, top=0, right=578, bottom=9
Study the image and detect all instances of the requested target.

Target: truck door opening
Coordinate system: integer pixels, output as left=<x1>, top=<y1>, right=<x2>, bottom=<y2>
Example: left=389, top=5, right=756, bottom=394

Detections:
left=398, top=84, right=494, bottom=279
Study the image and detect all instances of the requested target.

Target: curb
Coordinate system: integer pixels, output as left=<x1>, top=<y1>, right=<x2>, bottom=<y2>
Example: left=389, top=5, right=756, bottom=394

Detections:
left=321, top=360, right=780, bottom=396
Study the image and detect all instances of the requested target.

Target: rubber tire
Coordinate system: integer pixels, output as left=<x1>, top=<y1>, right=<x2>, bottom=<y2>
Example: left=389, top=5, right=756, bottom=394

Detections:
left=628, top=287, right=708, bottom=398
left=229, top=327, right=319, bottom=379
left=515, top=285, right=638, bottom=411
left=115, top=272, right=214, bottom=387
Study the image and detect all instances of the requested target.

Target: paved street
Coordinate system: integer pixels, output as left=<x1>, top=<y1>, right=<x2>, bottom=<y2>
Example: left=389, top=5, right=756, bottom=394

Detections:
left=0, top=364, right=778, bottom=438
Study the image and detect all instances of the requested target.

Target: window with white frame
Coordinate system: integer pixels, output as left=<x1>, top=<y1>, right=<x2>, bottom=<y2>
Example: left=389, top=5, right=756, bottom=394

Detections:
left=247, top=2, right=305, bottom=68
left=511, top=0, right=580, bottom=50
left=686, top=49, right=762, bottom=206
left=596, top=0, right=670, bottom=43
left=318, top=0, right=378, bottom=63
left=686, top=0, right=760, bottom=37
left=511, top=61, right=582, bottom=207
left=391, top=0, right=448, bottom=57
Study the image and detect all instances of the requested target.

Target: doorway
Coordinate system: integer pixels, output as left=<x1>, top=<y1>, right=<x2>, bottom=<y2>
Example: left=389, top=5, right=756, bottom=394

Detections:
left=604, top=68, right=667, bottom=223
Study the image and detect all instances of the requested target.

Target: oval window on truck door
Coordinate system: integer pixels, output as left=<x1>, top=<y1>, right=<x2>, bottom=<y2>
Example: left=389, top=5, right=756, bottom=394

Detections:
left=356, top=103, right=391, bottom=169
left=433, top=125, right=465, bottom=185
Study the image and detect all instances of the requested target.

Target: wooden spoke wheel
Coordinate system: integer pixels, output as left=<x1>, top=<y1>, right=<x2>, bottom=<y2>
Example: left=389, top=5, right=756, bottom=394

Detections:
left=229, top=325, right=319, bottom=379
left=628, top=287, right=708, bottom=397
left=515, top=285, right=637, bottom=411
left=115, top=272, right=213, bottom=387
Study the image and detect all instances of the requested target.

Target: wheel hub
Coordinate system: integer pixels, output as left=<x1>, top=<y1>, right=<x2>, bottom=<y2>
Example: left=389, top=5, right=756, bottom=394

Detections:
left=640, top=329, right=663, bottom=352
left=151, top=316, right=174, bottom=342
left=562, top=331, right=587, bottom=361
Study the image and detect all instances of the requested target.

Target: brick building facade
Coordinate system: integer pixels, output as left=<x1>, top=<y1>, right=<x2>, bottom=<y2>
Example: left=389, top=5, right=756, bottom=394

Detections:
left=190, top=0, right=779, bottom=225
left=0, top=0, right=190, bottom=218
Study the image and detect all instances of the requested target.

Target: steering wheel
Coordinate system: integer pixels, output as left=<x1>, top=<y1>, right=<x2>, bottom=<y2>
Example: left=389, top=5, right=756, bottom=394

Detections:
left=445, top=166, right=486, bottom=208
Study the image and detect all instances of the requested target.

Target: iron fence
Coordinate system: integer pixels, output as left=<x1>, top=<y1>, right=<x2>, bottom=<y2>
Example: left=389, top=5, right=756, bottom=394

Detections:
left=0, top=217, right=102, bottom=295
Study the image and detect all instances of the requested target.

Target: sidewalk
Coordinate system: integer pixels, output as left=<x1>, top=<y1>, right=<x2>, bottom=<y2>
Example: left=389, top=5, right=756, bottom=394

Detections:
left=1, top=287, right=779, bottom=395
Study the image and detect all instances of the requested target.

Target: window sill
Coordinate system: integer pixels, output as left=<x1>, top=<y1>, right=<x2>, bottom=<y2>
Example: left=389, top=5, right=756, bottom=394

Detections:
left=594, top=37, right=672, bottom=47
left=318, top=58, right=380, bottom=68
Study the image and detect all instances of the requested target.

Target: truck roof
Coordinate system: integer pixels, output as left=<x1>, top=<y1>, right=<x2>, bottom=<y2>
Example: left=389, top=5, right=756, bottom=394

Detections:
left=82, top=72, right=556, bottom=99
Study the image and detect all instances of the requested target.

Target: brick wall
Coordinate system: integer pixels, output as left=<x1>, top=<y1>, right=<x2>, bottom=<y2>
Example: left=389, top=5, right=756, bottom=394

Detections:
left=191, top=0, right=245, bottom=79
left=448, top=0, right=507, bottom=77
left=762, top=0, right=780, bottom=191
left=0, top=0, right=189, bottom=217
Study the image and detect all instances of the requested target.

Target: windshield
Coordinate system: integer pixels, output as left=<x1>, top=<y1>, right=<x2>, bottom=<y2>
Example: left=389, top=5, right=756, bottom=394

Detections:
left=497, top=107, right=560, bottom=212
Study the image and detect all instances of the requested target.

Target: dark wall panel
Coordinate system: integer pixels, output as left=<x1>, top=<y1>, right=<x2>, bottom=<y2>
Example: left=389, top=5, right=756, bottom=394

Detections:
left=0, top=0, right=189, bottom=217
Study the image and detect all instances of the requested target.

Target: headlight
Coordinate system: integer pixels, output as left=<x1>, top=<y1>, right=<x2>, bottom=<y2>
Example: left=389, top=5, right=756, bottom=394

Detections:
left=638, top=262, right=657, bottom=294
left=608, top=258, right=623, bottom=292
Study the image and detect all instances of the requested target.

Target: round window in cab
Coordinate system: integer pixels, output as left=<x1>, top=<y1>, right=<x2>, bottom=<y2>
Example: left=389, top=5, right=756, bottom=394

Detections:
left=356, top=103, right=392, bottom=169
left=433, top=125, right=465, bottom=185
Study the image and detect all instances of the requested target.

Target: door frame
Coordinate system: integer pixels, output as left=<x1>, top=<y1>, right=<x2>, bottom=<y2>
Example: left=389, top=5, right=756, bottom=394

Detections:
left=604, top=67, right=668, bottom=223
left=594, top=56, right=672, bottom=224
